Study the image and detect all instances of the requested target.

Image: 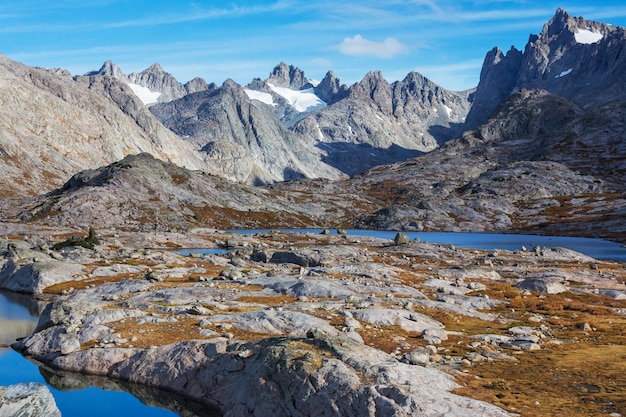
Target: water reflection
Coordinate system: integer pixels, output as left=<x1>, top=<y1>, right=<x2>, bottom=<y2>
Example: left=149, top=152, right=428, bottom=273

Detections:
left=0, top=288, right=47, bottom=320
left=0, top=289, right=40, bottom=350
left=36, top=363, right=222, bottom=417
left=0, top=319, right=36, bottom=348
left=0, top=289, right=223, bottom=417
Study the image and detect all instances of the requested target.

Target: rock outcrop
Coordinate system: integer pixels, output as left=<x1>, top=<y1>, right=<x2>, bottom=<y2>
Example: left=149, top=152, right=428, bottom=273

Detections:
left=5, top=226, right=625, bottom=416
left=0, top=383, right=61, bottom=417
left=266, top=62, right=310, bottom=90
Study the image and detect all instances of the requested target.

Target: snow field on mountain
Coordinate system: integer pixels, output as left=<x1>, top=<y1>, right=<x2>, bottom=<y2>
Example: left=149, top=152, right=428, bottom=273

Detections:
left=128, top=83, right=161, bottom=105
left=244, top=89, right=276, bottom=106
left=267, top=83, right=327, bottom=112
left=556, top=68, right=573, bottom=78
left=574, top=28, right=603, bottom=44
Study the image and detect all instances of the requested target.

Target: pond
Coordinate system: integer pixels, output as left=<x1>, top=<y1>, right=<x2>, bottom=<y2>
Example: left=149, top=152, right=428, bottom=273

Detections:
left=0, top=289, right=220, bottom=417
left=227, top=229, right=626, bottom=263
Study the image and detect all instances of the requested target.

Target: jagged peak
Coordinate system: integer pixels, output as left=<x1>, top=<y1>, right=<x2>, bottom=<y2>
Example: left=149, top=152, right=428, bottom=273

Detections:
left=360, top=71, right=389, bottom=90
left=267, top=62, right=308, bottom=90
left=143, top=63, right=165, bottom=74
left=314, top=70, right=348, bottom=104
left=85, top=60, right=125, bottom=78
left=401, top=71, right=427, bottom=85
left=362, top=70, right=385, bottom=81
left=541, top=8, right=577, bottom=38
left=221, top=78, right=243, bottom=93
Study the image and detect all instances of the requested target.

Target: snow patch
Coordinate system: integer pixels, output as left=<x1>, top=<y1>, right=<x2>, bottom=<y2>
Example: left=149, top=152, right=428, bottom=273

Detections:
left=129, top=83, right=161, bottom=105
left=443, top=104, right=453, bottom=118
left=244, top=89, right=276, bottom=106
left=556, top=68, right=573, bottom=78
left=316, top=125, right=325, bottom=140
left=267, top=83, right=326, bottom=112
left=575, top=28, right=603, bottom=44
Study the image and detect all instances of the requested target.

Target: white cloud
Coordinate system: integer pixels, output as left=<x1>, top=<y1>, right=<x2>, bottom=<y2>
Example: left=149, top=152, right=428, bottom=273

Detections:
left=338, top=35, right=409, bottom=59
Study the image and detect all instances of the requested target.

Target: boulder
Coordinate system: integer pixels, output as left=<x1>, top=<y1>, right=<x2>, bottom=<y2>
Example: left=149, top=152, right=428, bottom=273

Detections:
left=394, top=232, right=410, bottom=245
left=514, top=278, right=567, bottom=294
left=0, top=258, right=85, bottom=293
left=270, top=251, right=321, bottom=267
left=404, top=347, right=430, bottom=365
left=0, top=383, right=61, bottom=417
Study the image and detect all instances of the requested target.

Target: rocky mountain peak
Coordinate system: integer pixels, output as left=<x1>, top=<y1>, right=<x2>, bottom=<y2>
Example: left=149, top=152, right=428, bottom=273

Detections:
left=126, top=63, right=210, bottom=104
left=128, top=63, right=176, bottom=89
left=185, top=77, right=214, bottom=95
left=221, top=78, right=242, bottom=93
left=314, top=70, right=348, bottom=104
left=86, top=60, right=127, bottom=80
left=543, top=8, right=575, bottom=36
left=466, top=8, right=626, bottom=130
left=347, top=71, right=392, bottom=113
left=144, top=63, right=165, bottom=75
left=464, top=46, right=522, bottom=128
left=267, top=62, right=309, bottom=90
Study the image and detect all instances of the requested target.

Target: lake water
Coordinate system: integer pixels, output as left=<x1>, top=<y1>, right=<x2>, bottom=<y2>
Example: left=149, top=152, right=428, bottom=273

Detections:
left=0, top=289, right=219, bottom=417
left=227, top=229, right=626, bottom=263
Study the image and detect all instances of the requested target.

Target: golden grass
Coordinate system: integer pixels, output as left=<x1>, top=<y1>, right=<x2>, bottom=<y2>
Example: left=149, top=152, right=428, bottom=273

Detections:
left=455, top=337, right=626, bottom=417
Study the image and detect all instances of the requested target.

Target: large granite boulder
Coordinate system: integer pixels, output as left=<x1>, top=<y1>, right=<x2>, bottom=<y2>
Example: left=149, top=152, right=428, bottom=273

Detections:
left=0, top=383, right=61, bottom=417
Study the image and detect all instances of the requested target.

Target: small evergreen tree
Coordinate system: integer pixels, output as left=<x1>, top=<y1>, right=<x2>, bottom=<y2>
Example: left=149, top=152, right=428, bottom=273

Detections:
left=52, top=226, right=99, bottom=251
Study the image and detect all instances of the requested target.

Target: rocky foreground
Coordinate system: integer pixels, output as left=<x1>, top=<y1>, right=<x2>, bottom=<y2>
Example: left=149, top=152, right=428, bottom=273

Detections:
left=1, top=225, right=625, bottom=417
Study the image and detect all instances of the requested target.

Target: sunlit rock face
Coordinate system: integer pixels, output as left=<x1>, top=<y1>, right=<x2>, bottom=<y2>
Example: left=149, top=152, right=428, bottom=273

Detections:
left=466, top=8, right=626, bottom=128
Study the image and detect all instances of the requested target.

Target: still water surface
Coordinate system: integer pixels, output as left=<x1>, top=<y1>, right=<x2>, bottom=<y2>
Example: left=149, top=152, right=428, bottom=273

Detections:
left=228, top=230, right=626, bottom=263
left=0, top=290, right=217, bottom=417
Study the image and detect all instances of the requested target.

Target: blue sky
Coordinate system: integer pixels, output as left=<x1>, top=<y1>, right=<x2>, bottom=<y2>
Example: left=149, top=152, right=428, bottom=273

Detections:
left=2, top=1, right=626, bottom=91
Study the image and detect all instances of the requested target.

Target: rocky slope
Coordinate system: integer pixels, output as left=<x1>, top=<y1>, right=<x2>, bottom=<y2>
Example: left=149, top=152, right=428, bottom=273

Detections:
left=343, top=88, right=625, bottom=239
left=466, top=8, right=626, bottom=127
left=0, top=54, right=206, bottom=196
left=292, top=70, right=471, bottom=175
left=149, top=79, right=341, bottom=185
left=11, top=87, right=623, bottom=243
left=8, top=153, right=362, bottom=231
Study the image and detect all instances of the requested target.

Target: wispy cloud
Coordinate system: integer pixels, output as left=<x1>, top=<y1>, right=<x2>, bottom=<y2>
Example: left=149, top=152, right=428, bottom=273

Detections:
left=338, top=35, right=409, bottom=59
left=105, top=1, right=291, bottom=28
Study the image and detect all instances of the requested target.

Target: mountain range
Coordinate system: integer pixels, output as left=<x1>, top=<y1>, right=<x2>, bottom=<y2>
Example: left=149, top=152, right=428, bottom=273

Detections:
left=0, top=8, right=624, bottom=242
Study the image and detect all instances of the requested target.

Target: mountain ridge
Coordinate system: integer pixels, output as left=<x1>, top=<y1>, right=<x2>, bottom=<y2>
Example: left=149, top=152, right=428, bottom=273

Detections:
left=0, top=8, right=623, bottom=242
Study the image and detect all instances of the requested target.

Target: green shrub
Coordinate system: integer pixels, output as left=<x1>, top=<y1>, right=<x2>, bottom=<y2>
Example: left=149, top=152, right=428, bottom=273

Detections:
left=52, top=227, right=99, bottom=251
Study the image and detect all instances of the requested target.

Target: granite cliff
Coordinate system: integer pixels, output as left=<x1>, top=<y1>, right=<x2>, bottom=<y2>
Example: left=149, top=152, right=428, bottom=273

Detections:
left=466, top=8, right=626, bottom=127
